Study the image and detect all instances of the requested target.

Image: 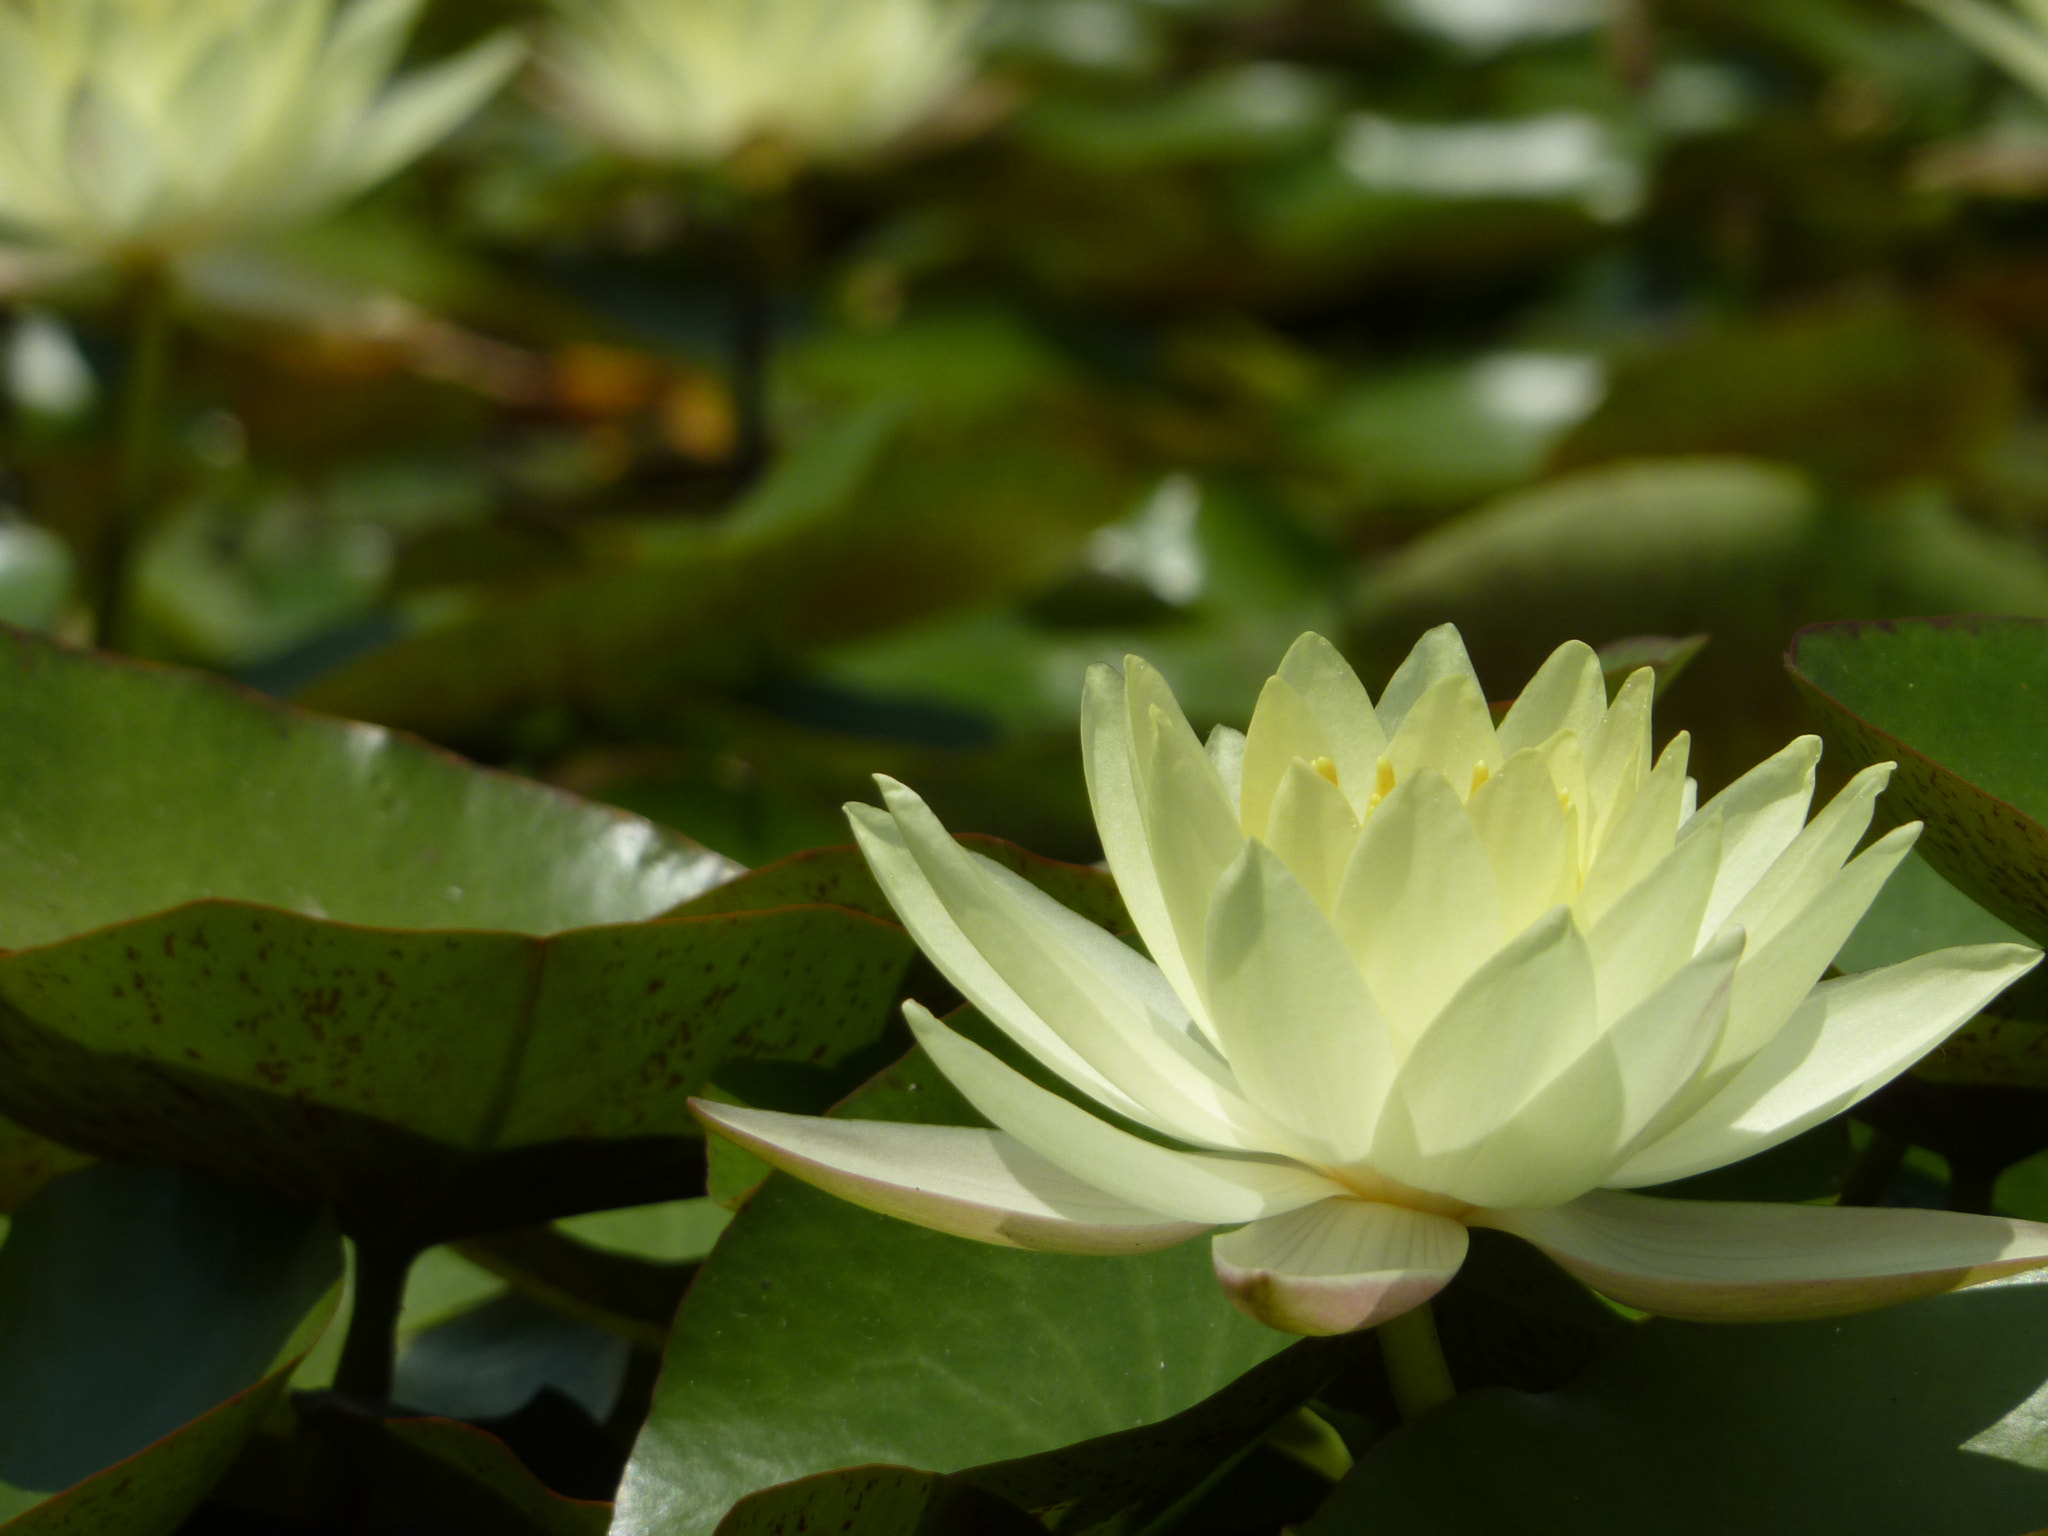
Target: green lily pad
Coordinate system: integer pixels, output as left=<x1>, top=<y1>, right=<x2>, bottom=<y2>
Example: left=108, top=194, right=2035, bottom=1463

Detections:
left=0, top=629, right=915, bottom=1246
left=0, top=1164, right=342, bottom=1534
left=0, top=1117, right=91, bottom=1214
left=713, top=1468, right=1038, bottom=1536
left=613, top=1047, right=1299, bottom=1536
left=1788, top=617, right=2048, bottom=946
left=1306, top=1268, right=2048, bottom=1535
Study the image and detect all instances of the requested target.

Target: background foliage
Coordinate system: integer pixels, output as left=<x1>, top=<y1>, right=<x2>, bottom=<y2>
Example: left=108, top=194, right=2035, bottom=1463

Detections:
left=13, top=0, right=2048, bottom=1530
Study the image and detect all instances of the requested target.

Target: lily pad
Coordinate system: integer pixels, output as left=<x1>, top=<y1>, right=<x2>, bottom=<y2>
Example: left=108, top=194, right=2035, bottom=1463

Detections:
left=613, top=1048, right=1300, bottom=1536
left=0, top=1164, right=342, bottom=1534
left=1788, top=617, right=2048, bottom=945
left=1306, top=1268, right=2048, bottom=1536
left=0, top=628, right=915, bottom=1248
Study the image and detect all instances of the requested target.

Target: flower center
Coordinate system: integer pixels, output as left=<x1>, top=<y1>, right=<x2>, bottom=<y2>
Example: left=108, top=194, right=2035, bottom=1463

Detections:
left=1320, top=1162, right=1475, bottom=1220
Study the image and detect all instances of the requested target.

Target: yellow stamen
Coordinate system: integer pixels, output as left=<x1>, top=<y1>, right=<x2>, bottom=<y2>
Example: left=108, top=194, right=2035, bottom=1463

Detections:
left=1469, top=761, right=1491, bottom=796
left=1311, top=755, right=1340, bottom=787
left=1367, top=756, right=1397, bottom=810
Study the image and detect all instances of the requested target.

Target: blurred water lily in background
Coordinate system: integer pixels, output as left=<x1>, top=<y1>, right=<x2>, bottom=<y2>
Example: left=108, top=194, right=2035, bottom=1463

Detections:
left=0, top=0, right=521, bottom=266
left=699, top=627, right=2048, bottom=1337
left=540, top=0, right=988, bottom=174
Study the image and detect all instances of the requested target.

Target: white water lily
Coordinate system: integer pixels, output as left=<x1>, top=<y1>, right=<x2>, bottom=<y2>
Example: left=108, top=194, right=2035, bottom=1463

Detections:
left=695, top=628, right=2048, bottom=1335
left=541, top=0, right=985, bottom=169
left=0, top=0, right=522, bottom=262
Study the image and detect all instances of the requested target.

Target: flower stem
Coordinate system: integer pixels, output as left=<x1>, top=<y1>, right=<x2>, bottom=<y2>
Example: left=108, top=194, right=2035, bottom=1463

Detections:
left=97, top=266, right=173, bottom=649
left=1377, top=1301, right=1456, bottom=1421
left=333, top=1238, right=414, bottom=1405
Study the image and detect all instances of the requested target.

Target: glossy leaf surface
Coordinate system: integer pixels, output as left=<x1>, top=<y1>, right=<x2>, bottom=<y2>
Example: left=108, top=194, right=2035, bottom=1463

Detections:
left=1790, top=617, right=2048, bottom=945
left=614, top=1049, right=1295, bottom=1536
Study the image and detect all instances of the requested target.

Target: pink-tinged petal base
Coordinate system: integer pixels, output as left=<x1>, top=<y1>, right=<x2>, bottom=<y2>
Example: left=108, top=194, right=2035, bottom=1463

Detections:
left=1212, top=1198, right=1469, bottom=1336
left=1477, top=1190, right=2048, bottom=1322
left=690, top=1099, right=1208, bottom=1257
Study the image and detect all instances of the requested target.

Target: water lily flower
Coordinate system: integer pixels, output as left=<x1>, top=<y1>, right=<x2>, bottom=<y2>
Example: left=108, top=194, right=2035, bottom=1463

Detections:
left=0, top=0, right=522, bottom=264
left=695, top=629, right=2048, bottom=1335
left=541, top=0, right=985, bottom=172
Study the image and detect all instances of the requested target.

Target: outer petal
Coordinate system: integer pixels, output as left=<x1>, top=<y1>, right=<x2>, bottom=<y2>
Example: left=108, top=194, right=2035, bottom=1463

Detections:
left=906, top=1003, right=1340, bottom=1224
left=1212, top=1198, right=1468, bottom=1335
left=1576, top=731, right=1690, bottom=928
left=1582, top=667, right=1653, bottom=852
left=860, top=782, right=1272, bottom=1150
left=1135, top=695, right=1247, bottom=1037
left=1611, top=942, right=2042, bottom=1188
left=691, top=1100, right=1208, bottom=1256
left=1723, top=761, right=1894, bottom=953
left=1082, top=663, right=1204, bottom=1023
left=848, top=798, right=1152, bottom=1128
left=1709, top=822, right=1919, bottom=1072
left=1477, top=1190, right=2048, bottom=1322
left=1586, top=807, right=1723, bottom=1025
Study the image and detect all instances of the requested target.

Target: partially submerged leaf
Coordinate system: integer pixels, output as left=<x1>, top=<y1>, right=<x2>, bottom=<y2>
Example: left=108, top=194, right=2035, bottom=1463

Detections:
left=0, top=1165, right=342, bottom=1535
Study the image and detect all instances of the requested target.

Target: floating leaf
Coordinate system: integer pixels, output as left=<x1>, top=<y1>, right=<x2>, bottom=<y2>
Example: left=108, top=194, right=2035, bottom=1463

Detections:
left=1789, top=617, right=2048, bottom=945
left=1307, top=1269, right=2048, bottom=1536
left=0, top=1165, right=342, bottom=1535
left=0, top=629, right=913, bottom=1247
left=614, top=1048, right=1299, bottom=1536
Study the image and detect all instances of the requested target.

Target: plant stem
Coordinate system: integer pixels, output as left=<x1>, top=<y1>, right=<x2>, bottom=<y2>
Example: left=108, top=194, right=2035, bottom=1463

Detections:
left=1377, top=1301, right=1456, bottom=1421
left=97, top=266, right=173, bottom=649
left=333, top=1239, right=414, bottom=1405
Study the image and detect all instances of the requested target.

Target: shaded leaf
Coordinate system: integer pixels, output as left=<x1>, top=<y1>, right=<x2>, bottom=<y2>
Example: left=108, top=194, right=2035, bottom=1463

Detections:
left=1307, top=1269, right=2048, bottom=1536
left=714, top=1467, right=1039, bottom=1536
left=0, top=1165, right=342, bottom=1534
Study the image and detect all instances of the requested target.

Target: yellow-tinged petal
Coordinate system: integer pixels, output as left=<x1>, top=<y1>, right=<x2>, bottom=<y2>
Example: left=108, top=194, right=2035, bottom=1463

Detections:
left=1213, top=1198, right=1468, bottom=1335
left=1275, top=633, right=1388, bottom=813
left=1497, top=639, right=1606, bottom=759
left=1585, top=808, right=1724, bottom=1025
left=1372, top=906, right=1599, bottom=1198
left=1383, top=672, right=1502, bottom=795
left=1241, top=675, right=1333, bottom=841
left=1264, top=759, right=1360, bottom=913
left=1333, top=769, right=1504, bottom=1049
left=1375, top=623, right=1483, bottom=737
left=1577, top=731, right=1691, bottom=928
left=690, top=1100, right=1210, bottom=1256
left=1466, top=748, right=1578, bottom=937
left=1204, top=842, right=1399, bottom=1163
left=1477, top=1191, right=2048, bottom=1322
